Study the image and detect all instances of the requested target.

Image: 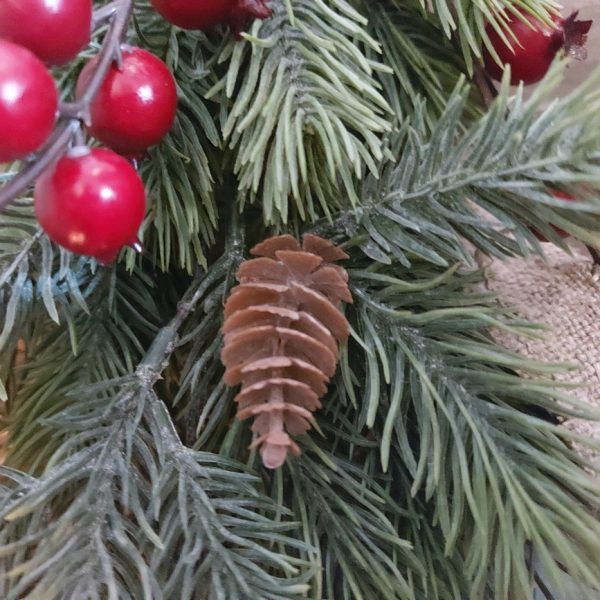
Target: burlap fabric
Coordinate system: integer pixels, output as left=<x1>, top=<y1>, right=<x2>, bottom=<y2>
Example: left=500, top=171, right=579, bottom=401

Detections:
left=485, top=241, right=600, bottom=460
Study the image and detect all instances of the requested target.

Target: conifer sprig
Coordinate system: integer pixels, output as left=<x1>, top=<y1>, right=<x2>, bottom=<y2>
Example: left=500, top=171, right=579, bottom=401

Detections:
left=0, top=252, right=311, bottom=600
left=348, top=260, right=600, bottom=598
left=316, top=64, right=600, bottom=267
left=207, top=0, right=392, bottom=225
left=1, top=1, right=600, bottom=598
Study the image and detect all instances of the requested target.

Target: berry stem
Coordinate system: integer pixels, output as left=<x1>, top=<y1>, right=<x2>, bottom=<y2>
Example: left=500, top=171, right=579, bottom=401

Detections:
left=0, top=0, right=134, bottom=213
left=92, top=1, right=119, bottom=28
left=0, top=126, right=74, bottom=212
left=59, top=0, right=133, bottom=119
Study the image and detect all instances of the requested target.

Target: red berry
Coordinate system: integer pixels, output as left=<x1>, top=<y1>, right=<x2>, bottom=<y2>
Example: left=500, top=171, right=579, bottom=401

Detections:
left=0, top=0, right=92, bottom=66
left=34, top=147, right=146, bottom=264
left=0, top=40, right=57, bottom=163
left=150, top=0, right=272, bottom=36
left=483, top=10, right=592, bottom=85
left=76, top=47, right=177, bottom=157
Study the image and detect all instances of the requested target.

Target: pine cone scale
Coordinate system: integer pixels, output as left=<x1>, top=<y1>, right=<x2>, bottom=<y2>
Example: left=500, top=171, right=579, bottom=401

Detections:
left=289, top=282, right=350, bottom=341
left=223, top=304, right=338, bottom=356
left=223, top=356, right=329, bottom=395
left=223, top=325, right=338, bottom=375
left=223, top=283, right=289, bottom=317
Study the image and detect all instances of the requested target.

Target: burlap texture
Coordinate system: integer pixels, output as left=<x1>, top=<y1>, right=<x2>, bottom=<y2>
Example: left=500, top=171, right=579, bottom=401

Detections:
left=485, top=242, right=600, bottom=458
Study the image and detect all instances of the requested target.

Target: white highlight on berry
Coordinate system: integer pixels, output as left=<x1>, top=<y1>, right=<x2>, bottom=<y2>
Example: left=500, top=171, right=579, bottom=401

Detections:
left=68, top=231, right=86, bottom=246
left=1, top=81, right=22, bottom=104
left=100, top=186, right=116, bottom=201
left=43, top=0, right=62, bottom=14
left=137, top=85, right=154, bottom=103
left=67, top=146, right=91, bottom=159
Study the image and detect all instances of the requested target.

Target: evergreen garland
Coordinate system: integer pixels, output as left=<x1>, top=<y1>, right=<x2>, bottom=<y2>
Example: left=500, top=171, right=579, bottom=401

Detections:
left=1, top=0, right=599, bottom=598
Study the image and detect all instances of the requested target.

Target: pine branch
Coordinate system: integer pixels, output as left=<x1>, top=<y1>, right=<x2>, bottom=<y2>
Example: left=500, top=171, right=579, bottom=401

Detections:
left=0, top=199, right=100, bottom=372
left=315, top=64, right=600, bottom=266
left=287, top=450, right=418, bottom=600
left=206, top=0, right=392, bottom=225
left=3, top=265, right=159, bottom=474
left=131, top=8, right=221, bottom=272
left=217, top=382, right=477, bottom=599
left=360, top=0, right=482, bottom=129
left=346, top=258, right=600, bottom=598
left=170, top=265, right=237, bottom=449
left=0, top=251, right=311, bottom=599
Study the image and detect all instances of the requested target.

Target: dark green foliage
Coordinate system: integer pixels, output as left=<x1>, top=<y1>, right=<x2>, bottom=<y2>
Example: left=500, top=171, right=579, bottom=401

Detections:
left=1, top=0, right=600, bottom=598
left=348, top=259, right=600, bottom=598
left=361, top=0, right=481, bottom=128
left=132, top=7, right=221, bottom=272
left=0, top=384, right=310, bottom=599
left=2, top=264, right=159, bottom=474
left=0, top=198, right=100, bottom=405
left=0, top=266, right=311, bottom=600
left=317, top=66, right=600, bottom=268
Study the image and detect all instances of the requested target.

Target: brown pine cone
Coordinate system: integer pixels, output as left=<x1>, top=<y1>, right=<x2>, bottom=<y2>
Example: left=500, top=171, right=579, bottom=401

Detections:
left=221, top=234, right=352, bottom=468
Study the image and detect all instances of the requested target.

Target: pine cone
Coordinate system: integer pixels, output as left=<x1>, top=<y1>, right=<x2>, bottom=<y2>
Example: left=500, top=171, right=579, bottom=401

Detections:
left=221, top=234, right=352, bottom=469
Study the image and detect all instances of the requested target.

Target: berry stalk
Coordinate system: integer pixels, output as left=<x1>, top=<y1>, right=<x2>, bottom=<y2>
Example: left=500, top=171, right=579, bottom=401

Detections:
left=0, top=0, right=133, bottom=213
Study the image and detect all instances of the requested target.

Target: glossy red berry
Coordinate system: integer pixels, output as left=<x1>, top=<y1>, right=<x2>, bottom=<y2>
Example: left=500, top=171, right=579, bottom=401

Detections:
left=0, top=0, right=92, bottom=66
left=150, top=0, right=272, bottom=36
left=76, top=47, right=178, bottom=157
left=34, top=147, right=146, bottom=264
left=484, top=11, right=592, bottom=85
left=0, top=40, right=57, bottom=163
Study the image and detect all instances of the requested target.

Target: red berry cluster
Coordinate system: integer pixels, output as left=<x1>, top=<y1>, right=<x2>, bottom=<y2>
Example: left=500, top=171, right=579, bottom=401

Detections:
left=0, top=0, right=273, bottom=263
left=0, top=0, right=178, bottom=263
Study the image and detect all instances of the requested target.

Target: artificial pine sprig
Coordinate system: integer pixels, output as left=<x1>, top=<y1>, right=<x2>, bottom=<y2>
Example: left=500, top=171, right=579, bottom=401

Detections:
left=313, top=63, right=600, bottom=267
left=1, top=0, right=600, bottom=598
left=0, top=248, right=311, bottom=599
left=207, top=0, right=392, bottom=224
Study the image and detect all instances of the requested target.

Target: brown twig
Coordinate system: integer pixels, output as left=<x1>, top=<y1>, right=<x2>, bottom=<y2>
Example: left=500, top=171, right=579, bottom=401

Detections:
left=0, top=0, right=134, bottom=213
left=587, top=246, right=600, bottom=266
